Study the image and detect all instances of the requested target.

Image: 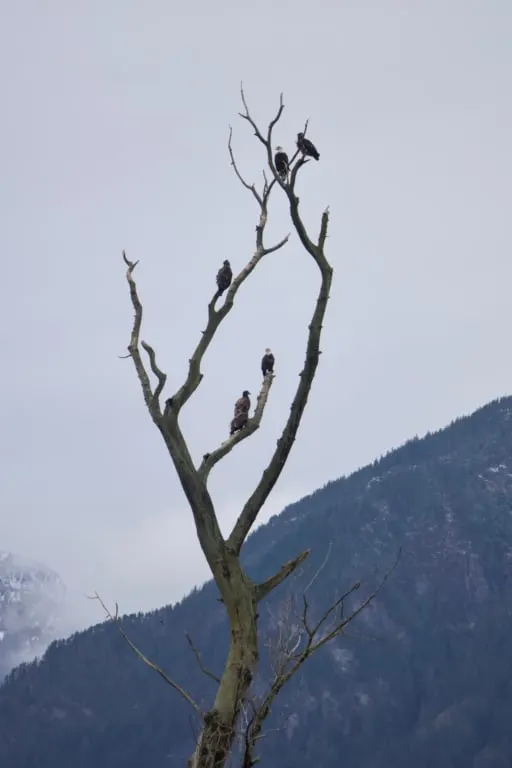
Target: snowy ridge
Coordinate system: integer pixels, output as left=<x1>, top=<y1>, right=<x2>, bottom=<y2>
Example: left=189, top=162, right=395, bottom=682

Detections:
left=0, top=551, right=66, bottom=678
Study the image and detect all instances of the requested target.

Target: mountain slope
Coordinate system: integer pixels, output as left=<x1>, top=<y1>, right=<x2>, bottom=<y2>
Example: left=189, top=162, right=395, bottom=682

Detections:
left=1, top=396, right=512, bottom=767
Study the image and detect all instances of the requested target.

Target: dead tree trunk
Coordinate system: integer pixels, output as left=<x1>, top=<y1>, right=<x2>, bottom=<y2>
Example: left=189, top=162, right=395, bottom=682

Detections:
left=191, top=555, right=259, bottom=768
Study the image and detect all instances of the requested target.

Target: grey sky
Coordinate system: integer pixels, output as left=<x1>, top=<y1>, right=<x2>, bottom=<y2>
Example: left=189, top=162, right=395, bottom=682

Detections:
left=1, top=1, right=511, bottom=629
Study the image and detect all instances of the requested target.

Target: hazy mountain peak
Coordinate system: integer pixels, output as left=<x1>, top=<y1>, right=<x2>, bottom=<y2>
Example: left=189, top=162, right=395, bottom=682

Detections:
left=0, top=551, right=66, bottom=678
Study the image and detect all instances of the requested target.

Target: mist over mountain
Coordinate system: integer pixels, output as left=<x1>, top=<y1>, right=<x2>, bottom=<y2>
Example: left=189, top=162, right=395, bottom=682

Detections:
left=0, top=552, right=68, bottom=679
left=1, top=396, right=512, bottom=767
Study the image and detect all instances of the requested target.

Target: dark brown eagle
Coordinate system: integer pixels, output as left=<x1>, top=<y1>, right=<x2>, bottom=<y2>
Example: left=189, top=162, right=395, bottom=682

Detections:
left=216, top=260, right=232, bottom=294
left=297, top=132, right=320, bottom=161
left=230, top=390, right=251, bottom=435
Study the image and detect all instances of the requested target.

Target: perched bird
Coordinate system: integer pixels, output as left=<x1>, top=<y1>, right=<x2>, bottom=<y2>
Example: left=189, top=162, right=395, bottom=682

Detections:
left=274, top=147, right=289, bottom=181
left=297, top=132, right=320, bottom=161
left=216, top=260, right=232, bottom=294
left=234, top=390, right=251, bottom=416
left=261, top=348, right=275, bottom=378
left=230, top=390, right=251, bottom=435
left=230, top=411, right=248, bottom=436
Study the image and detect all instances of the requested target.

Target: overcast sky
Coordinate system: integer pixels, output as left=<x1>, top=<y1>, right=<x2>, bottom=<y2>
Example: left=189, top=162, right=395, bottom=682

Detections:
left=1, top=0, right=511, bottom=631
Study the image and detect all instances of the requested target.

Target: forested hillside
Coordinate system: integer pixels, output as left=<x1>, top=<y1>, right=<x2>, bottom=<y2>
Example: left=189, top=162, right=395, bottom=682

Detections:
left=1, top=396, right=512, bottom=767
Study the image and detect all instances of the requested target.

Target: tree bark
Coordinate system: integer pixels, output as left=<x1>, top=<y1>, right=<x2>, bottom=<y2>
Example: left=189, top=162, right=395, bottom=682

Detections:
left=190, top=553, right=258, bottom=768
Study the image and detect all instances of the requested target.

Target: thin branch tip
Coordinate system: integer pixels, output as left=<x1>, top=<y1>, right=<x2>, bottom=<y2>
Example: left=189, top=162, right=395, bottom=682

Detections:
left=90, top=592, right=202, bottom=715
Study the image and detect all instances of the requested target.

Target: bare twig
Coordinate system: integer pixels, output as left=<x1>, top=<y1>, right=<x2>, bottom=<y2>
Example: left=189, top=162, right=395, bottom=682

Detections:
left=88, top=592, right=202, bottom=716
left=198, top=372, right=275, bottom=482
left=185, top=633, right=221, bottom=684
left=303, top=541, right=332, bottom=597
left=239, top=83, right=269, bottom=147
left=228, top=126, right=263, bottom=206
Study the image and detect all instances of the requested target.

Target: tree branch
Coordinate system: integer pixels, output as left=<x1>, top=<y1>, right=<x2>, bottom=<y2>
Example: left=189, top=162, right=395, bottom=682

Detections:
left=254, top=550, right=310, bottom=602
left=122, top=251, right=157, bottom=419
left=141, top=340, right=167, bottom=405
left=228, top=125, right=263, bottom=206
left=88, top=592, right=202, bottom=716
left=185, top=632, right=221, bottom=684
left=122, top=258, right=229, bottom=574
left=198, top=373, right=275, bottom=482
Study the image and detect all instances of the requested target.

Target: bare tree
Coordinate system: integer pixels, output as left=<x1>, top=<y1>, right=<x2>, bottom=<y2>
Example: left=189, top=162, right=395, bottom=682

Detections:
left=119, top=87, right=335, bottom=767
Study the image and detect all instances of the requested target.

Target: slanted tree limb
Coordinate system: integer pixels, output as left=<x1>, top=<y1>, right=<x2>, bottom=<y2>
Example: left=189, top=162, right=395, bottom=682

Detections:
left=254, top=550, right=310, bottom=602
left=198, top=373, right=275, bottom=481
left=185, top=633, right=221, bottom=684
left=88, top=592, right=202, bottom=716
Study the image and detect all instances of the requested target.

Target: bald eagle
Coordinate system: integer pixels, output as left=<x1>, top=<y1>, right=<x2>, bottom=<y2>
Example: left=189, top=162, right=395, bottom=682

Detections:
left=216, top=260, right=232, bottom=294
left=297, top=133, right=320, bottom=161
left=261, top=348, right=275, bottom=377
left=274, top=147, right=289, bottom=181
